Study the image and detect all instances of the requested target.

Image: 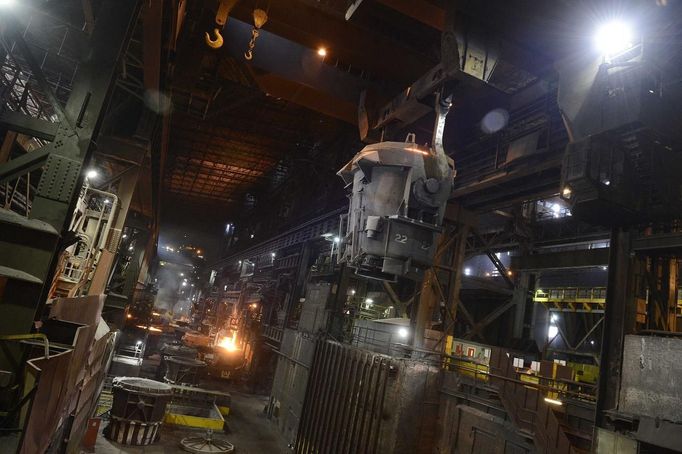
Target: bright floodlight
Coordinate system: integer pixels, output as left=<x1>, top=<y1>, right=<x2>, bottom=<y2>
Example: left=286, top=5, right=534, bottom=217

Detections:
left=548, top=325, right=559, bottom=339
left=595, top=21, right=633, bottom=56
left=398, top=327, right=409, bottom=338
left=0, top=0, right=16, bottom=7
left=86, top=169, right=98, bottom=179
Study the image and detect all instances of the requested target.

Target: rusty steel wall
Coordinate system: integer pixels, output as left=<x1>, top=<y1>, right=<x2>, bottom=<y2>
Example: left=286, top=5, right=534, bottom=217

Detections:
left=294, top=340, right=440, bottom=454
left=270, top=329, right=316, bottom=444
left=437, top=371, right=533, bottom=454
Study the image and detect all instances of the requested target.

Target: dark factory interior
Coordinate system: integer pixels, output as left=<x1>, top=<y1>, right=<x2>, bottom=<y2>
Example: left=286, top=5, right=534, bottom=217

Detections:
left=1, top=0, right=682, bottom=453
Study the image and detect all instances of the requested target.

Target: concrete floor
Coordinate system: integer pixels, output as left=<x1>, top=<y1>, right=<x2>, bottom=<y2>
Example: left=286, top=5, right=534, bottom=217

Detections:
left=92, top=390, right=290, bottom=454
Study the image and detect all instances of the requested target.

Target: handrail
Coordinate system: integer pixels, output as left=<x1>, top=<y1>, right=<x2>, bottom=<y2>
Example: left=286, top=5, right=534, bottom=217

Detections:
left=0, top=333, right=50, bottom=359
left=349, top=325, right=597, bottom=400
left=445, top=360, right=596, bottom=402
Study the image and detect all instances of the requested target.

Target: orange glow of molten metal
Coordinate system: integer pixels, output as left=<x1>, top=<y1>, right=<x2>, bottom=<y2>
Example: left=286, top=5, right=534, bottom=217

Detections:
left=217, top=332, right=240, bottom=352
left=405, top=147, right=429, bottom=155
left=136, top=325, right=162, bottom=332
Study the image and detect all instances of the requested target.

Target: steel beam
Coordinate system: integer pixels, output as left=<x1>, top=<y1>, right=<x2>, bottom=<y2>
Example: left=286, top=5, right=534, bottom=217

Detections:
left=382, top=281, right=413, bottom=317
left=575, top=317, right=604, bottom=351
left=511, top=248, right=610, bottom=271
left=0, top=148, right=49, bottom=185
left=230, top=0, right=431, bottom=84
left=222, top=19, right=362, bottom=105
left=461, top=275, right=513, bottom=295
left=142, top=0, right=163, bottom=96
left=94, top=135, right=149, bottom=165
left=451, top=156, right=563, bottom=199
left=0, top=111, right=58, bottom=141
left=632, top=231, right=682, bottom=253
left=473, top=229, right=514, bottom=288
left=464, top=299, right=516, bottom=340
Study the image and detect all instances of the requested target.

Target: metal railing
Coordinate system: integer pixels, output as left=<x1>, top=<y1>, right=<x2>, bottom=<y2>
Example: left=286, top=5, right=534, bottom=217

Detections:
left=535, top=286, right=682, bottom=314
left=534, top=287, right=606, bottom=312
left=487, top=348, right=594, bottom=453
left=262, top=324, right=284, bottom=343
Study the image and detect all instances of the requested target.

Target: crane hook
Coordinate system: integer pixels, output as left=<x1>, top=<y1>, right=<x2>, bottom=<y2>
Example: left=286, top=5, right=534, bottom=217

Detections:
left=205, top=28, right=224, bottom=49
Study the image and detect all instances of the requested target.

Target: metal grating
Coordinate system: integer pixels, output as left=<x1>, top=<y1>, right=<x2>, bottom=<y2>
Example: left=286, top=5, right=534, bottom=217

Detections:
left=295, top=341, right=394, bottom=454
left=164, top=91, right=340, bottom=206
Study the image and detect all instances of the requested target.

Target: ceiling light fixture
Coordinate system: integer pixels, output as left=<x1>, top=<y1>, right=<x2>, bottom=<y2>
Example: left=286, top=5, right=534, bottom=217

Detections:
left=595, top=20, right=633, bottom=57
left=317, top=47, right=327, bottom=57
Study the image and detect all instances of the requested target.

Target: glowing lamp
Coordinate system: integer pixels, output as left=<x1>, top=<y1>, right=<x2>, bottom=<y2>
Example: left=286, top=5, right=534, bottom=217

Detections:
left=595, top=21, right=633, bottom=57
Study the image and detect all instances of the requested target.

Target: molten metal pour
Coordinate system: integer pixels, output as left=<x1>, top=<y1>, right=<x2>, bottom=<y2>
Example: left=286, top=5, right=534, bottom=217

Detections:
left=217, top=331, right=239, bottom=352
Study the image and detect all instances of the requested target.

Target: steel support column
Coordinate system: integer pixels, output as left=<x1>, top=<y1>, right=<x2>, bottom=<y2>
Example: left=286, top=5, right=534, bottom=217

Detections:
left=327, top=264, right=353, bottom=340
left=596, top=228, right=636, bottom=429
left=0, top=131, right=17, bottom=165
left=414, top=203, right=475, bottom=351
left=0, top=0, right=140, bottom=335
left=286, top=241, right=313, bottom=329
left=646, top=257, right=678, bottom=332
left=511, top=272, right=533, bottom=338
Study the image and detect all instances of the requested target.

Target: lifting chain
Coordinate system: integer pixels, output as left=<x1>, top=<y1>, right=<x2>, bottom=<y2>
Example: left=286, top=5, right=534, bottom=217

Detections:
left=244, top=8, right=268, bottom=61
left=244, top=28, right=260, bottom=60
